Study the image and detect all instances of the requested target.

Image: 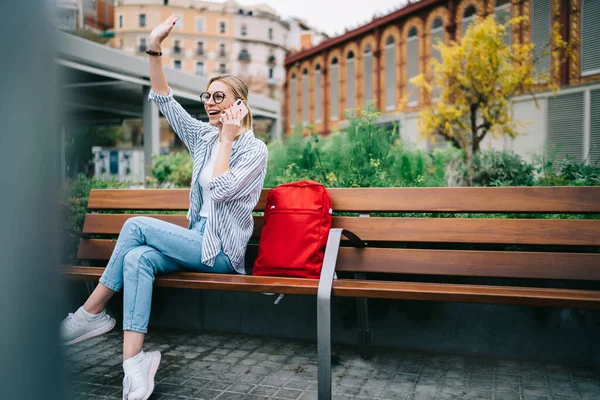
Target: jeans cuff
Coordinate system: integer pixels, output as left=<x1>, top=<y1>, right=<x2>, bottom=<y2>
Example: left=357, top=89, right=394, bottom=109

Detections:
left=99, top=276, right=121, bottom=292
left=122, top=324, right=148, bottom=334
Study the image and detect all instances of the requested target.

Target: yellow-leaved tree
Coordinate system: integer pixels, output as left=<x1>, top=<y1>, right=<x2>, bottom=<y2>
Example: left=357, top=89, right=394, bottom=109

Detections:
left=411, top=16, right=572, bottom=165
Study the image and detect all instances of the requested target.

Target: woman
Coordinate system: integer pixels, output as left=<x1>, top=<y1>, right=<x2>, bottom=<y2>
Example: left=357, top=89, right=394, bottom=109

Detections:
left=60, top=16, right=267, bottom=400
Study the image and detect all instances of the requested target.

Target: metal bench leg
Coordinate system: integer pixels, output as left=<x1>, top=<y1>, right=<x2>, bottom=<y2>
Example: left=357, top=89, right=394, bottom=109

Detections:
left=317, top=229, right=343, bottom=400
left=355, top=273, right=372, bottom=360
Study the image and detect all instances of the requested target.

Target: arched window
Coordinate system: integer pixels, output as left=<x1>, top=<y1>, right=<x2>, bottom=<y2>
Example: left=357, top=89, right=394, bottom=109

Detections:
left=290, top=72, right=297, bottom=128
left=406, top=27, right=420, bottom=106
left=302, top=68, right=309, bottom=124
left=494, top=0, right=511, bottom=45
left=330, top=57, right=340, bottom=120
left=363, top=44, right=374, bottom=105
left=431, top=17, right=445, bottom=99
left=462, top=5, right=477, bottom=35
left=314, top=64, right=322, bottom=123
left=384, top=36, right=396, bottom=110
left=346, top=51, right=356, bottom=110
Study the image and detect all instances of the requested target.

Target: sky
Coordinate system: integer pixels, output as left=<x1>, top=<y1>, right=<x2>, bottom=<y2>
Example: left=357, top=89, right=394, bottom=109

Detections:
left=222, top=0, right=409, bottom=37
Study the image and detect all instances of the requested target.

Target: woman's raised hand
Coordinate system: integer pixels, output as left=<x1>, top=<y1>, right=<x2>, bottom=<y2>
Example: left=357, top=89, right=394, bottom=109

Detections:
left=148, top=16, right=177, bottom=50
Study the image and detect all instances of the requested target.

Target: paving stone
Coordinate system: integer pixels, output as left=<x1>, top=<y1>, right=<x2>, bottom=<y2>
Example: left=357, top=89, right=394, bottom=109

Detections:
left=62, top=331, right=600, bottom=400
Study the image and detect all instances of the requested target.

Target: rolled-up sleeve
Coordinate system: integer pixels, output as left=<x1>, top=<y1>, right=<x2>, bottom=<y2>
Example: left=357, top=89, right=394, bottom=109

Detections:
left=148, top=88, right=214, bottom=153
left=209, top=144, right=267, bottom=203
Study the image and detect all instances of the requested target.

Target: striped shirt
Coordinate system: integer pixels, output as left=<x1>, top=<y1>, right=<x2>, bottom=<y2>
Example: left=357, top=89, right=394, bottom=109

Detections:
left=148, top=89, right=268, bottom=274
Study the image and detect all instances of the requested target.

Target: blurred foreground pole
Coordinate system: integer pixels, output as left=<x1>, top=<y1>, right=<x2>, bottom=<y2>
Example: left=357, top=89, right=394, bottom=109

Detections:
left=0, top=1, right=65, bottom=399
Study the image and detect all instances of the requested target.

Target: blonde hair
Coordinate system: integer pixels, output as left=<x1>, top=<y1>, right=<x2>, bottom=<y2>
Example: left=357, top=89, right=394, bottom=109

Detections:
left=207, top=74, right=253, bottom=133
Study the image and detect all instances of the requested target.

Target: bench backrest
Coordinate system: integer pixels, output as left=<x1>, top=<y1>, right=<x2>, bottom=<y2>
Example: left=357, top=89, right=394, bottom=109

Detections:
left=78, top=187, right=600, bottom=282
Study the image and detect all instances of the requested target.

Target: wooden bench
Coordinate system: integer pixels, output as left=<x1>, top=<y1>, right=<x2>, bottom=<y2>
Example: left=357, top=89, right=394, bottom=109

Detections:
left=62, top=186, right=600, bottom=400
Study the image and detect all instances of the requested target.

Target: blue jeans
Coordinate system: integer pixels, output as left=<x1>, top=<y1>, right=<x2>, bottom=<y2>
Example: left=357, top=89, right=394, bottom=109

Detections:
left=99, top=216, right=233, bottom=333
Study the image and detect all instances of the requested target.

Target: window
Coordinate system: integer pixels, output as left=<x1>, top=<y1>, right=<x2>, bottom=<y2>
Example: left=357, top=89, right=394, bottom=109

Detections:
left=547, top=92, right=585, bottom=163
left=330, top=57, right=339, bottom=120
left=314, top=64, right=322, bottom=123
left=462, top=5, right=477, bottom=35
left=590, top=89, right=600, bottom=164
left=241, top=25, right=247, bottom=36
left=174, top=60, right=181, bottom=70
left=581, top=0, right=600, bottom=76
left=219, top=44, right=226, bottom=57
left=495, top=0, right=511, bottom=46
left=269, top=68, right=274, bottom=79
left=384, top=36, right=396, bottom=110
left=531, top=0, right=551, bottom=80
left=220, top=22, right=226, bottom=34
left=431, top=18, right=444, bottom=99
left=363, top=45, right=373, bottom=105
left=239, top=48, right=250, bottom=61
left=197, top=41, right=204, bottom=55
left=290, top=72, right=297, bottom=127
left=139, top=38, right=146, bottom=52
left=407, top=26, right=419, bottom=106
left=346, top=51, right=356, bottom=110
left=302, top=68, right=309, bottom=123
left=219, top=63, right=227, bottom=74
left=139, top=14, right=146, bottom=28
left=173, top=39, right=181, bottom=54
left=118, top=14, right=123, bottom=28
left=195, top=17, right=205, bottom=32
left=196, top=62, right=204, bottom=76
left=163, top=0, right=169, bottom=4
left=268, top=27, right=273, bottom=40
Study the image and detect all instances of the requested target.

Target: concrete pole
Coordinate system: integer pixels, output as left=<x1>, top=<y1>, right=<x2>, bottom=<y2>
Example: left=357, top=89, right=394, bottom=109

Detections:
left=142, top=86, right=160, bottom=182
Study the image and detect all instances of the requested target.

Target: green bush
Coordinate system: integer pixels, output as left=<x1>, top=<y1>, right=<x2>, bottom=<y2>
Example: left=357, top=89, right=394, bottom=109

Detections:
left=537, top=155, right=600, bottom=186
left=63, top=174, right=130, bottom=263
left=151, top=151, right=193, bottom=187
left=468, top=149, right=535, bottom=186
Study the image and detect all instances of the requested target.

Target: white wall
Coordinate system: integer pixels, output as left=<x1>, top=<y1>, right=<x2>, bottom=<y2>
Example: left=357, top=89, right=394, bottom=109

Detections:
left=506, top=97, right=547, bottom=162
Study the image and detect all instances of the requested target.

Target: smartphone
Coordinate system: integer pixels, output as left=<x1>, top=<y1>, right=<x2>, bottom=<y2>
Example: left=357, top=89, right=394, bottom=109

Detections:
left=229, top=99, right=249, bottom=120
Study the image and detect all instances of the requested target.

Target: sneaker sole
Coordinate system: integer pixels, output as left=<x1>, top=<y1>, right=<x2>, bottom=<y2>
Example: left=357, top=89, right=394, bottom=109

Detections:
left=143, top=352, right=161, bottom=400
left=61, top=317, right=116, bottom=346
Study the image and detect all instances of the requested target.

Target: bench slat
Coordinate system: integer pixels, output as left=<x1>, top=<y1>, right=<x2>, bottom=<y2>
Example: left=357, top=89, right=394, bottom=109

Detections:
left=87, top=187, right=600, bottom=213
left=62, top=266, right=318, bottom=295
left=77, top=239, right=600, bottom=281
left=82, top=214, right=600, bottom=246
left=332, top=280, right=600, bottom=308
left=60, top=266, right=600, bottom=309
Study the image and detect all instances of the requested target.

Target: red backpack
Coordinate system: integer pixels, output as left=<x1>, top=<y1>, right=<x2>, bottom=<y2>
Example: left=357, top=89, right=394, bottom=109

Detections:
left=253, top=180, right=332, bottom=279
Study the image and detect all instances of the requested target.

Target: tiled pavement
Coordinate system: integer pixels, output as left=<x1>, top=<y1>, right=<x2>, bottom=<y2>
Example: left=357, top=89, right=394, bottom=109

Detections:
left=64, top=331, right=600, bottom=400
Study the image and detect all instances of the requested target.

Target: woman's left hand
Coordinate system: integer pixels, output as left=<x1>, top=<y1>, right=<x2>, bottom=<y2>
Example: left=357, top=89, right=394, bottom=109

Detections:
left=219, top=107, right=243, bottom=143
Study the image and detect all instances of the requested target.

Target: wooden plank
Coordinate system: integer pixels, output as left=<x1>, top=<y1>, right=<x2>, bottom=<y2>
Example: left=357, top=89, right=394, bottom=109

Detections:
left=82, top=214, right=188, bottom=235
left=332, top=280, right=600, bottom=308
left=327, top=187, right=600, bottom=213
left=330, top=217, right=600, bottom=246
left=60, top=266, right=600, bottom=309
left=61, top=266, right=318, bottom=295
left=77, top=240, right=600, bottom=281
left=335, top=248, right=600, bottom=280
left=87, top=187, right=600, bottom=213
left=82, top=214, right=600, bottom=246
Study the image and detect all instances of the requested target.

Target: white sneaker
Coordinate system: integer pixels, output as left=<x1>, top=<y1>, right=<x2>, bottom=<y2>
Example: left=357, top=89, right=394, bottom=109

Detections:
left=122, top=350, right=161, bottom=400
left=60, top=307, right=116, bottom=346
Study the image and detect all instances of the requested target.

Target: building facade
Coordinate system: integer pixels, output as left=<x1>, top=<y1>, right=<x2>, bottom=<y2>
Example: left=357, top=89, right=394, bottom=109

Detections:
left=284, top=0, right=600, bottom=163
left=113, top=0, right=293, bottom=103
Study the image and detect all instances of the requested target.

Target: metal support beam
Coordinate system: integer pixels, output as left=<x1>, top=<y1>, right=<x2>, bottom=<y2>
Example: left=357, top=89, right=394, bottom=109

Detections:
left=142, top=86, right=160, bottom=181
left=317, top=228, right=366, bottom=400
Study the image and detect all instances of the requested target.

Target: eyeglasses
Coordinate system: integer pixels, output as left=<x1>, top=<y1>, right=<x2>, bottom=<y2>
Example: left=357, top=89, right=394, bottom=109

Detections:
left=199, top=91, right=226, bottom=104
